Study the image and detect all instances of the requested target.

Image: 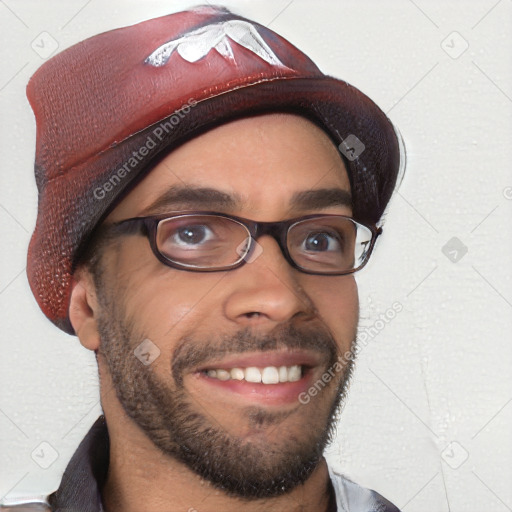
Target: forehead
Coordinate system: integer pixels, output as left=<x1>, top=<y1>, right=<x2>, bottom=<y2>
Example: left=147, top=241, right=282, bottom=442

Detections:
left=108, top=113, right=350, bottom=221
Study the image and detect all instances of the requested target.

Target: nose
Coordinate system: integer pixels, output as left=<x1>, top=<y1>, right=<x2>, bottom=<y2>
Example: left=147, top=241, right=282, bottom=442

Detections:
left=223, top=235, right=316, bottom=327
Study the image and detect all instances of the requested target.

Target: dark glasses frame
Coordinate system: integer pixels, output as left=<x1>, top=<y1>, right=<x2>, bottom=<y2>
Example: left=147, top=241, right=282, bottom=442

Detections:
left=103, top=211, right=382, bottom=276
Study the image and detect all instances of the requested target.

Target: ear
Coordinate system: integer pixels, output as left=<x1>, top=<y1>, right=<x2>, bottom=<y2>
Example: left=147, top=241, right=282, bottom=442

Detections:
left=69, top=270, right=101, bottom=351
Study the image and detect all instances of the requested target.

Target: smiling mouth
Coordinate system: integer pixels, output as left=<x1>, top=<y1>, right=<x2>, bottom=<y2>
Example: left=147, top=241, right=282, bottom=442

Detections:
left=189, top=350, right=324, bottom=405
left=202, top=365, right=304, bottom=384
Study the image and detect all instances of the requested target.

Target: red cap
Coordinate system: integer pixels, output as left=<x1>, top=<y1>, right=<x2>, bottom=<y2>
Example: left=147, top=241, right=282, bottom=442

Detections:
left=26, top=5, right=403, bottom=334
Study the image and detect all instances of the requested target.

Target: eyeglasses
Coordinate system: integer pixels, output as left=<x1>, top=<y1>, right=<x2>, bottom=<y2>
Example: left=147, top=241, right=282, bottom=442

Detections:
left=104, top=212, right=382, bottom=276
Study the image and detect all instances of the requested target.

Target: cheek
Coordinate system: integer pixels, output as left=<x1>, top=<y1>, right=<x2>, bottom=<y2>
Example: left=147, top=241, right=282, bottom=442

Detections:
left=110, top=240, right=226, bottom=341
left=299, top=275, right=359, bottom=346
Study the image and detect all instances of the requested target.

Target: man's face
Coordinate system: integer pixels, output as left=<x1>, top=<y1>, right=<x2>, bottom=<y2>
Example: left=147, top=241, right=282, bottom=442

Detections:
left=88, top=113, right=359, bottom=498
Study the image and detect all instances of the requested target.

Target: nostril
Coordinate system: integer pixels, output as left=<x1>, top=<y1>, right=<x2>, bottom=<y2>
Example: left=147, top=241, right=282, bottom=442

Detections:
left=246, top=312, right=260, bottom=319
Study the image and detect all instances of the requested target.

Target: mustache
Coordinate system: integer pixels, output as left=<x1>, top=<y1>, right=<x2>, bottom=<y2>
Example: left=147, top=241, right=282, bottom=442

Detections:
left=171, top=323, right=340, bottom=387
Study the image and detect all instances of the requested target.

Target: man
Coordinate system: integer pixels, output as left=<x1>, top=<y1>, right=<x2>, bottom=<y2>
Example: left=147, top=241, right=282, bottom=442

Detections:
left=14, top=5, right=404, bottom=511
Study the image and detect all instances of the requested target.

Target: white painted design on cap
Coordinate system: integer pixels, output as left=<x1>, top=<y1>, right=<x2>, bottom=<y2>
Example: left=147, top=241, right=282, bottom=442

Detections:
left=145, top=20, right=286, bottom=67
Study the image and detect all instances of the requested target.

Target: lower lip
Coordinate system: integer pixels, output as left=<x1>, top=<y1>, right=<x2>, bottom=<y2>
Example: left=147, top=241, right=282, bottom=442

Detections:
left=192, top=370, right=314, bottom=406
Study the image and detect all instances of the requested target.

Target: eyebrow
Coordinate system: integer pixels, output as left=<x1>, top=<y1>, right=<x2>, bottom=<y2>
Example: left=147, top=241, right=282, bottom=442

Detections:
left=289, top=188, right=352, bottom=211
left=139, top=185, right=240, bottom=215
left=139, top=185, right=352, bottom=216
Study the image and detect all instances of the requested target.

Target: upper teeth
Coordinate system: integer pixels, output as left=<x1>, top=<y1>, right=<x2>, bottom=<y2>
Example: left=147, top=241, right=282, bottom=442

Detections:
left=205, top=365, right=302, bottom=384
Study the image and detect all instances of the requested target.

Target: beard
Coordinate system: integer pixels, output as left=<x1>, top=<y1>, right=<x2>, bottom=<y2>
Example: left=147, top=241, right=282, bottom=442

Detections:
left=95, top=287, right=356, bottom=500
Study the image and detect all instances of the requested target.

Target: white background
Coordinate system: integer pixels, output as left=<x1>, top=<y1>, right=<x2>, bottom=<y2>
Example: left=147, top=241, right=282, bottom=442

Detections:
left=1, top=1, right=511, bottom=511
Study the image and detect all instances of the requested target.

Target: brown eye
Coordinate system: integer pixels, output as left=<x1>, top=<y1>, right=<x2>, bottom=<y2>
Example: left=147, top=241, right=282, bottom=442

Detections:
left=303, top=231, right=341, bottom=252
left=175, top=225, right=211, bottom=245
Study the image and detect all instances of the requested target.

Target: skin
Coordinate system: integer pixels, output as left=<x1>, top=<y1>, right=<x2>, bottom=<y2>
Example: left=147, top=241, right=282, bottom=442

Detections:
left=69, top=113, right=359, bottom=512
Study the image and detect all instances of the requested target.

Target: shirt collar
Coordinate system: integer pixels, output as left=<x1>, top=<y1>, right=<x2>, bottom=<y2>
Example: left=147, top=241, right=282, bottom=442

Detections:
left=48, top=415, right=109, bottom=512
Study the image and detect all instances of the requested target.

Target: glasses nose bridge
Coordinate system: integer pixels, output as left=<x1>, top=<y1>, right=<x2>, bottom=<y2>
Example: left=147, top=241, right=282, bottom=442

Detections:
left=250, top=219, right=291, bottom=260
